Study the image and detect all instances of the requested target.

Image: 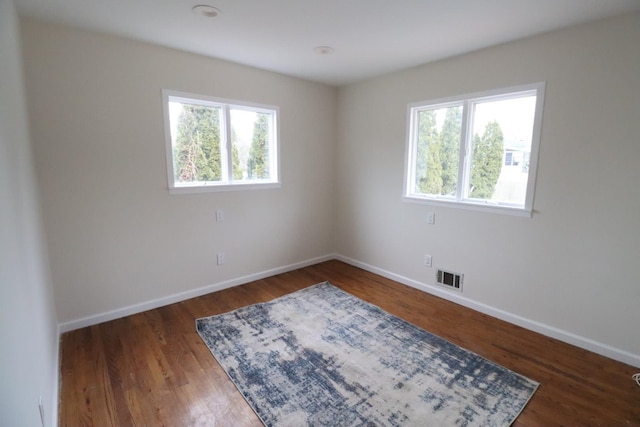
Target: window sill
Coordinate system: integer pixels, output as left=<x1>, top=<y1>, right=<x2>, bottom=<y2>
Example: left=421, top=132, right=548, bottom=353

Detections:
left=402, top=195, right=533, bottom=218
left=169, top=181, right=281, bottom=195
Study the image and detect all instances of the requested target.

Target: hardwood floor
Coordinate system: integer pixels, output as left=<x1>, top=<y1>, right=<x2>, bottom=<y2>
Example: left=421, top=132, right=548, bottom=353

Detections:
left=58, top=260, right=640, bottom=426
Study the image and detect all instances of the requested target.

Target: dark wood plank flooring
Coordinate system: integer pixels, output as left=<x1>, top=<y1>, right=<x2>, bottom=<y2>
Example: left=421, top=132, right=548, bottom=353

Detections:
left=58, top=260, right=640, bottom=426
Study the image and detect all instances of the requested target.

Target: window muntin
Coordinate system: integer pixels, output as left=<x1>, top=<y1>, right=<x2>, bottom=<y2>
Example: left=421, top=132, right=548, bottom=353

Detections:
left=405, top=83, right=545, bottom=216
left=163, top=90, right=279, bottom=193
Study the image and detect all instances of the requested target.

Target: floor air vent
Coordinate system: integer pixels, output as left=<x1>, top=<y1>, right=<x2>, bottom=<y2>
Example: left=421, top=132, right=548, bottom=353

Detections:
left=436, top=269, right=463, bottom=291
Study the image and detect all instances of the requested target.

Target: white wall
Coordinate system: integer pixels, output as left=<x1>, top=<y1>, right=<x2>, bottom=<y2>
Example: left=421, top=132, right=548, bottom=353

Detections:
left=0, top=1, right=59, bottom=426
left=21, top=19, right=337, bottom=325
left=18, top=10, right=640, bottom=370
left=336, top=13, right=640, bottom=365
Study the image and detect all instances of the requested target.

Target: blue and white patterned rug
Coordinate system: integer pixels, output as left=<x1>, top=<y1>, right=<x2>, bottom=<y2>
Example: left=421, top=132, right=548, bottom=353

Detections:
left=196, top=282, right=538, bottom=426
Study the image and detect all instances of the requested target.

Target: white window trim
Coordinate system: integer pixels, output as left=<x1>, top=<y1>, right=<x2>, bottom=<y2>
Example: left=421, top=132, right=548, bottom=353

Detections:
left=403, top=82, right=545, bottom=217
left=162, top=89, right=281, bottom=194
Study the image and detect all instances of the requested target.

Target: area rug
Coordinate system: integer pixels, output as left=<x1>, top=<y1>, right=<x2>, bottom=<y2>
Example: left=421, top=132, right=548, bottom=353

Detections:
left=196, top=282, right=538, bottom=426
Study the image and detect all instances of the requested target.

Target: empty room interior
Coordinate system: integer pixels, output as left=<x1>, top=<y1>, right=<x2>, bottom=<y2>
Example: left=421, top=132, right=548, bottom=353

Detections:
left=2, top=0, right=640, bottom=425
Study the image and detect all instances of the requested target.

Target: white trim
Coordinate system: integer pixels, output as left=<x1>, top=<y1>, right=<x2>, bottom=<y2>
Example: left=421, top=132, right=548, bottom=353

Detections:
left=401, top=195, right=533, bottom=217
left=169, top=182, right=281, bottom=195
left=221, top=104, right=232, bottom=182
left=57, top=253, right=640, bottom=368
left=161, top=89, right=176, bottom=191
left=404, top=82, right=545, bottom=217
left=407, top=82, right=544, bottom=115
left=58, top=254, right=334, bottom=333
left=524, top=82, right=546, bottom=212
left=161, top=89, right=281, bottom=193
left=458, top=100, right=472, bottom=201
left=333, top=254, right=640, bottom=368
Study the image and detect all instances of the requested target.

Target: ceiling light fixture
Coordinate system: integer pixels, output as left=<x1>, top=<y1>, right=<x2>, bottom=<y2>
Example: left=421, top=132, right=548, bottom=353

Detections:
left=313, top=46, right=335, bottom=55
left=192, top=5, right=221, bottom=18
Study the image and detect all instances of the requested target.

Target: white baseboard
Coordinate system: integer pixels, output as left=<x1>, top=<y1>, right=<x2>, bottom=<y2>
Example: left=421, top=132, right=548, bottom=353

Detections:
left=58, top=254, right=334, bottom=333
left=57, top=253, right=640, bottom=368
left=334, top=254, right=640, bottom=369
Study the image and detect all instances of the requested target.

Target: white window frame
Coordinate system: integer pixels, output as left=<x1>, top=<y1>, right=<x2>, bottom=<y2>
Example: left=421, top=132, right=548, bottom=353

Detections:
left=403, top=82, right=545, bottom=217
left=162, top=89, right=280, bottom=194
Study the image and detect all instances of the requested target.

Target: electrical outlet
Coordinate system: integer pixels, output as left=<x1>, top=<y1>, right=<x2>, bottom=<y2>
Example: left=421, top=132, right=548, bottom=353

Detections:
left=426, top=211, right=435, bottom=225
left=215, top=209, right=224, bottom=222
left=424, top=254, right=432, bottom=268
left=217, top=252, right=226, bottom=265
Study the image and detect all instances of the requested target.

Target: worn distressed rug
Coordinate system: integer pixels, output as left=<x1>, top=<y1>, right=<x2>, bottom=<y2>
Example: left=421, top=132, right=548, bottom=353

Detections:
left=196, top=282, right=538, bottom=426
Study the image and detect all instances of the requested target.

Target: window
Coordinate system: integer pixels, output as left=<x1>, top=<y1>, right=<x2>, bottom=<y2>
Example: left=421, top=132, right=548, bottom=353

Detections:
left=162, top=90, right=279, bottom=193
left=404, top=83, right=545, bottom=216
left=504, top=151, right=514, bottom=166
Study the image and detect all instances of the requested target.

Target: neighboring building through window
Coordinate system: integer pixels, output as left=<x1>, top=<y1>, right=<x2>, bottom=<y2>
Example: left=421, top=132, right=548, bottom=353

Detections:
left=404, top=82, right=545, bottom=216
left=162, top=90, right=280, bottom=193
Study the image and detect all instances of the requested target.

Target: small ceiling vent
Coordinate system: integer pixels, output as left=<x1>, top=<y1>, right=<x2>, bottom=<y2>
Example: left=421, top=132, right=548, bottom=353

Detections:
left=436, top=269, right=463, bottom=292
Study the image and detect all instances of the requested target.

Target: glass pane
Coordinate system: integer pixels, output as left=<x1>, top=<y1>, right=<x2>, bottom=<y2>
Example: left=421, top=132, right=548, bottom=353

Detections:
left=469, top=95, right=536, bottom=205
left=414, top=104, right=462, bottom=196
left=169, top=101, right=223, bottom=184
left=230, top=109, right=272, bottom=181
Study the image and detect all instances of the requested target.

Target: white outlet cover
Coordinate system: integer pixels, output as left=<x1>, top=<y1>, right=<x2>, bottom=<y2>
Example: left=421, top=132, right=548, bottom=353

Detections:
left=424, top=254, right=432, bottom=267
left=426, top=212, right=435, bottom=224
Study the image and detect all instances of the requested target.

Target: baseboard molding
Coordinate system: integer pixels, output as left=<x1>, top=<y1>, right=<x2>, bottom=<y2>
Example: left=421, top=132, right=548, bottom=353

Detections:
left=57, top=253, right=640, bottom=368
left=334, top=254, right=640, bottom=369
left=58, top=254, right=335, bottom=333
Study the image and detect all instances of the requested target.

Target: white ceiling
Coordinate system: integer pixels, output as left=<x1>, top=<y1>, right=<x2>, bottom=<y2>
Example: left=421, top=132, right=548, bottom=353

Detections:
left=15, top=0, right=640, bottom=86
